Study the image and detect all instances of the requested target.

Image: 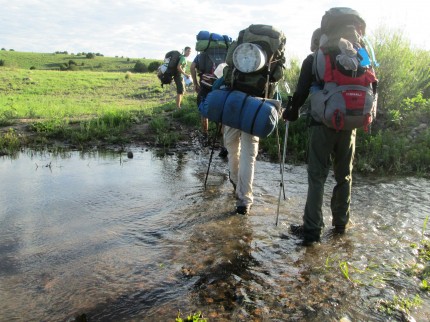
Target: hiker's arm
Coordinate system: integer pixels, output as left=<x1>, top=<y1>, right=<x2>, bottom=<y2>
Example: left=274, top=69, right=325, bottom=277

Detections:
left=190, top=62, right=200, bottom=93
left=177, top=61, right=190, bottom=78
left=292, top=54, right=314, bottom=108
left=283, top=54, right=314, bottom=121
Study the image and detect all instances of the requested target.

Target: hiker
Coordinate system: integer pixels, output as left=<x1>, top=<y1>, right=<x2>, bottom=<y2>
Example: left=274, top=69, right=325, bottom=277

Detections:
left=283, top=8, right=378, bottom=246
left=190, top=53, right=210, bottom=134
left=222, top=25, right=286, bottom=215
left=191, top=56, right=229, bottom=156
left=191, top=32, right=230, bottom=156
left=174, top=46, right=191, bottom=109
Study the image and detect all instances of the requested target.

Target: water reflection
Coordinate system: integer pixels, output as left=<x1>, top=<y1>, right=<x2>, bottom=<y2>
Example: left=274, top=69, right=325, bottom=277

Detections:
left=0, top=149, right=429, bottom=321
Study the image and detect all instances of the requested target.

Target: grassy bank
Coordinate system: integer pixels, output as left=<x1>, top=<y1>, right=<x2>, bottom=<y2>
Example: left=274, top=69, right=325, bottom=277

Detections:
left=0, top=66, right=201, bottom=153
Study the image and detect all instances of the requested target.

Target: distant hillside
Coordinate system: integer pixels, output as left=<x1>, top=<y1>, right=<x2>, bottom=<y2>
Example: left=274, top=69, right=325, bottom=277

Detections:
left=0, top=50, right=161, bottom=72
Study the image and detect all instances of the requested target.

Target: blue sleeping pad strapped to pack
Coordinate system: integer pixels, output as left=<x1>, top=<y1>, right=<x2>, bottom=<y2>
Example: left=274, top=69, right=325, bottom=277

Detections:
left=195, top=31, right=233, bottom=51
left=200, top=89, right=279, bottom=138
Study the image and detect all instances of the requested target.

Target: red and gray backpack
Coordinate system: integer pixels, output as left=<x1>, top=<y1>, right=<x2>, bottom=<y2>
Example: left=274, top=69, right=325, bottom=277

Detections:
left=310, top=7, right=378, bottom=132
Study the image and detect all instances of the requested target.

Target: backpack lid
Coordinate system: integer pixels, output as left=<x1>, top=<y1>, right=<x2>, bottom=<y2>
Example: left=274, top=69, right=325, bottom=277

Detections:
left=321, top=7, right=366, bottom=36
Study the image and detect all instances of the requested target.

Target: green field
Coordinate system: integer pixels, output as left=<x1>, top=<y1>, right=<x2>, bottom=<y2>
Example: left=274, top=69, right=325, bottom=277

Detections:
left=0, top=50, right=201, bottom=153
left=0, top=50, right=159, bottom=72
left=0, top=68, right=170, bottom=118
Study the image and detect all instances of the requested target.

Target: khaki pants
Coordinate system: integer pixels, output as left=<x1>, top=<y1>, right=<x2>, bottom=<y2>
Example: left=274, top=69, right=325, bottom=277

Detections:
left=303, top=125, right=356, bottom=240
left=224, top=126, right=259, bottom=207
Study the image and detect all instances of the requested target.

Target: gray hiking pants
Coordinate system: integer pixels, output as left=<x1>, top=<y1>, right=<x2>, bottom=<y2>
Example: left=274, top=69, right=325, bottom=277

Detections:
left=303, top=125, right=356, bottom=240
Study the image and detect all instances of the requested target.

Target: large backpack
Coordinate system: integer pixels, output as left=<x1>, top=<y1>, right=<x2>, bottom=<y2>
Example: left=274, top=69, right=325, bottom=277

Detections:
left=157, top=50, right=181, bottom=87
left=197, top=48, right=228, bottom=91
left=195, top=31, right=231, bottom=92
left=310, top=7, right=378, bottom=132
left=223, top=24, right=286, bottom=98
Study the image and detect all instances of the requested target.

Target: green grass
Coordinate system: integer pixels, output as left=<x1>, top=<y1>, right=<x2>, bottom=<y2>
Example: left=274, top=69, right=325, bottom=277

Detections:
left=0, top=50, right=160, bottom=72
left=0, top=62, right=200, bottom=152
left=0, top=68, right=169, bottom=119
left=176, top=311, right=207, bottom=322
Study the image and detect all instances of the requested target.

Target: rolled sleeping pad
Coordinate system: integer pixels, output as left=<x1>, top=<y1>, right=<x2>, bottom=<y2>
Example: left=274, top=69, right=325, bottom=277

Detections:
left=200, top=89, right=279, bottom=138
left=196, top=31, right=225, bottom=41
left=195, top=39, right=228, bottom=52
left=196, top=30, right=210, bottom=40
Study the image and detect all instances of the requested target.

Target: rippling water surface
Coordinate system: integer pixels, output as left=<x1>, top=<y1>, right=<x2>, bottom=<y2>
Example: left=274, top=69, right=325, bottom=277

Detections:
left=0, top=148, right=429, bottom=321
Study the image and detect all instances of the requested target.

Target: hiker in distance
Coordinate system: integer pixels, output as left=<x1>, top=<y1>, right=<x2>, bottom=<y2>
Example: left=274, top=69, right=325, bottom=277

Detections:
left=190, top=52, right=228, bottom=158
left=190, top=53, right=210, bottom=135
left=190, top=54, right=229, bottom=156
left=174, top=46, right=192, bottom=109
left=191, top=31, right=230, bottom=156
left=283, top=8, right=378, bottom=246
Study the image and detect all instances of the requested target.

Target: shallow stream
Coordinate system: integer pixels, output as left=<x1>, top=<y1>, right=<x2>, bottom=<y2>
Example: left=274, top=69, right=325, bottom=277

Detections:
left=0, top=148, right=429, bottom=321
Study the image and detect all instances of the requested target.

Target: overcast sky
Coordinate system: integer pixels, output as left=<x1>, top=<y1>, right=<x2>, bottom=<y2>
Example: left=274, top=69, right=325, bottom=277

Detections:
left=0, top=0, right=428, bottom=63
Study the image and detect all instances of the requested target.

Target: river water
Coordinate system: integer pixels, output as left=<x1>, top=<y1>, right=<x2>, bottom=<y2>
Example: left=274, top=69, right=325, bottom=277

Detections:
left=0, top=148, right=429, bottom=321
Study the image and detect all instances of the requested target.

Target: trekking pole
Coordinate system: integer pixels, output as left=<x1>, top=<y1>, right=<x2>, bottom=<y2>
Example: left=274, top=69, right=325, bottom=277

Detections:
left=276, top=119, right=289, bottom=226
left=275, top=83, right=291, bottom=226
left=204, top=123, right=222, bottom=190
left=273, top=85, right=286, bottom=200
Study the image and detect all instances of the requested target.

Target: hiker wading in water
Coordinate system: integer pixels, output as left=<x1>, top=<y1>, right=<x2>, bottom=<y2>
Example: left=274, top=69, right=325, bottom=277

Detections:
left=283, top=7, right=378, bottom=246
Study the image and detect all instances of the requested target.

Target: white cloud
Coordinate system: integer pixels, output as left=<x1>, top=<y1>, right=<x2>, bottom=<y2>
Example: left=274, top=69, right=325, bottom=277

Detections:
left=0, top=0, right=427, bottom=62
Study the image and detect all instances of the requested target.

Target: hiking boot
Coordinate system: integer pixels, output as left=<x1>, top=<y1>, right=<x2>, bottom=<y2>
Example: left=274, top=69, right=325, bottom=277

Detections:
left=290, top=224, right=321, bottom=246
left=218, top=147, right=228, bottom=158
left=236, top=205, right=250, bottom=215
left=299, top=237, right=321, bottom=247
left=290, top=224, right=304, bottom=237
left=333, top=225, right=346, bottom=234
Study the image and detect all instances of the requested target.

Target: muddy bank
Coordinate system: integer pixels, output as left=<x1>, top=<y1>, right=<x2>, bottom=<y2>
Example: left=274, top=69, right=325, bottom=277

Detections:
left=0, top=116, right=273, bottom=162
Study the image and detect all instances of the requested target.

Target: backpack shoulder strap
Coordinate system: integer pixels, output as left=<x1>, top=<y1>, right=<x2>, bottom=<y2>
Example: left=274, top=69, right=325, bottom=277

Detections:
left=312, top=50, right=323, bottom=83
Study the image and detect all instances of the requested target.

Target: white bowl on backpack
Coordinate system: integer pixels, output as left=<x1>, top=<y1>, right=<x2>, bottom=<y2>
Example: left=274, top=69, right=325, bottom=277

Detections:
left=233, top=43, right=267, bottom=73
